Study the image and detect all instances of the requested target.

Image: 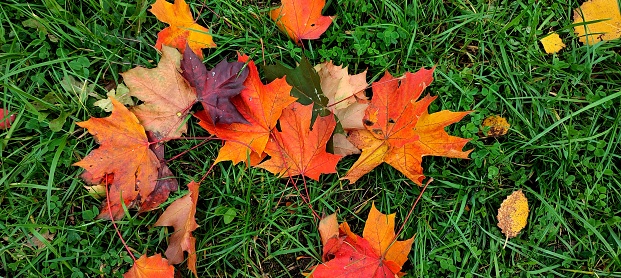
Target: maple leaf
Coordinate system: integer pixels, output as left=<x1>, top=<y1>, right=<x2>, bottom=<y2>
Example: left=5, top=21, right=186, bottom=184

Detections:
left=122, top=45, right=197, bottom=140
left=264, top=57, right=330, bottom=122
left=154, top=181, right=200, bottom=278
left=123, top=254, right=174, bottom=278
left=573, top=0, right=621, bottom=45
left=0, top=108, right=16, bottom=130
left=497, top=190, right=529, bottom=240
left=342, top=68, right=472, bottom=185
left=270, top=0, right=334, bottom=43
left=196, top=55, right=296, bottom=165
left=150, top=0, right=216, bottom=58
left=257, top=102, right=341, bottom=181
left=332, top=133, right=360, bottom=156
left=140, top=132, right=179, bottom=212
left=310, top=203, right=414, bottom=278
left=314, top=61, right=368, bottom=130
left=181, top=46, right=249, bottom=125
left=74, top=97, right=160, bottom=220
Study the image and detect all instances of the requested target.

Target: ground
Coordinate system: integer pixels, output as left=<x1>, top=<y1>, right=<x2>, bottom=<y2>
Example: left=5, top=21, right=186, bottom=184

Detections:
left=1, top=0, right=620, bottom=277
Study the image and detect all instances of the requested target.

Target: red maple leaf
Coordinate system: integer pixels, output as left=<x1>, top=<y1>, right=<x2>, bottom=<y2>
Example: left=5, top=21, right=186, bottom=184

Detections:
left=310, top=203, right=414, bottom=278
left=257, top=102, right=341, bottom=181
left=195, top=55, right=296, bottom=165
left=270, top=0, right=334, bottom=43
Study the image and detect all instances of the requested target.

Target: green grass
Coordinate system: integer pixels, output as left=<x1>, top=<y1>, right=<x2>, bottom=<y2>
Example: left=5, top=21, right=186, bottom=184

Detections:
left=1, top=0, right=621, bottom=277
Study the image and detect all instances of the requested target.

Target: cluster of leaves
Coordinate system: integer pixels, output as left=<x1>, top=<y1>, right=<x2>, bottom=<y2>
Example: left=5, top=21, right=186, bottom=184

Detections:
left=69, top=0, right=478, bottom=276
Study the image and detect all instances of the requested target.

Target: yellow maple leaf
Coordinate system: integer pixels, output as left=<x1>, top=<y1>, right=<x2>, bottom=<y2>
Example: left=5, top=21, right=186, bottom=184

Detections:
left=539, top=33, right=566, bottom=54
left=150, top=0, right=216, bottom=58
left=573, top=0, right=621, bottom=45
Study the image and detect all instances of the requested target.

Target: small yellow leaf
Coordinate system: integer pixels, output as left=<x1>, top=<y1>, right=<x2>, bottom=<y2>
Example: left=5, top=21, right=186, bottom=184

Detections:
left=540, top=33, right=566, bottom=54
left=481, top=115, right=510, bottom=137
left=573, top=0, right=621, bottom=45
left=497, top=190, right=529, bottom=239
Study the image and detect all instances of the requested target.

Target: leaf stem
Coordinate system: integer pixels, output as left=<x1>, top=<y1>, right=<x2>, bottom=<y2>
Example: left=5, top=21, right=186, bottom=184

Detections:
left=105, top=173, right=137, bottom=262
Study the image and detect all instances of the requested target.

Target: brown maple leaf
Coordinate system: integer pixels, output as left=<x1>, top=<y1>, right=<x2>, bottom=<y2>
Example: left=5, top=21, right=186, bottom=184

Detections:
left=154, top=181, right=200, bottom=278
left=257, top=102, right=341, bottom=181
left=342, top=68, right=472, bottom=185
left=151, top=0, right=216, bottom=58
left=123, top=253, right=174, bottom=278
left=195, top=55, right=296, bottom=165
left=121, top=45, right=197, bottom=140
left=74, top=97, right=160, bottom=220
left=270, top=0, right=334, bottom=44
left=310, top=203, right=414, bottom=277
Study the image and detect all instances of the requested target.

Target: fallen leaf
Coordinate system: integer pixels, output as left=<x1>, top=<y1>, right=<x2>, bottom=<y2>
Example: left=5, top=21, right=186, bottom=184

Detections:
left=310, top=203, right=414, bottom=278
left=264, top=57, right=330, bottom=121
left=140, top=132, right=179, bottom=212
left=314, top=61, right=369, bottom=130
left=332, top=133, right=360, bottom=156
left=497, top=189, right=529, bottom=239
left=181, top=46, right=249, bottom=125
left=342, top=69, right=472, bottom=185
left=539, top=33, right=566, bottom=54
left=122, top=45, right=197, bottom=140
left=60, top=75, right=96, bottom=97
left=481, top=115, right=510, bottom=137
left=270, top=0, right=334, bottom=43
left=74, top=97, right=160, bottom=220
left=150, top=0, right=216, bottom=58
left=123, top=254, right=175, bottom=278
left=573, top=0, right=621, bottom=45
left=94, top=84, right=135, bottom=112
left=257, top=102, right=341, bottom=181
left=154, top=181, right=200, bottom=277
left=196, top=55, right=296, bottom=165
left=0, top=108, right=16, bottom=130
left=25, top=230, right=55, bottom=250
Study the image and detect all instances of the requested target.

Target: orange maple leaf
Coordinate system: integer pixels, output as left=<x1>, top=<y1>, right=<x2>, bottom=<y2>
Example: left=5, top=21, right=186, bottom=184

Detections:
left=257, top=102, right=341, bottom=181
left=310, top=203, right=414, bottom=277
left=122, top=45, right=197, bottom=140
left=342, top=68, right=472, bottom=185
left=74, top=97, right=160, bottom=220
left=270, top=0, right=334, bottom=43
left=123, top=253, right=174, bottom=278
left=151, top=0, right=216, bottom=59
left=154, top=181, right=200, bottom=278
left=195, top=55, right=296, bottom=165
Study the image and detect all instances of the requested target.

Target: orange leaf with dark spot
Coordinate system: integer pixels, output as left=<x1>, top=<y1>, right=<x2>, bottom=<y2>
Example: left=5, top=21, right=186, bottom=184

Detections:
left=270, top=0, right=334, bottom=44
left=74, top=97, right=160, bottom=220
left=342, top=68, right=472, bottom=185
left=151, top=0, right=216, bottom=58
left=154, top=181, right=200, bottom=278
left=310, top=203, right=414, bottom=278
left=257, top=102, right=341, bottom=181
left=123, top=254, right=174, bottom=278
left=195, top=55, right=296, bottom=165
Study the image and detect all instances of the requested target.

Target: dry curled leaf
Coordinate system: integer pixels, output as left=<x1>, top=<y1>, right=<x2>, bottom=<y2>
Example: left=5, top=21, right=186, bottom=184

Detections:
left=573, top=0, right=621, bottom=45
left=154, top=181, right=200, bottom=277
left=497, top=189, right=529, bottom=239
left=481, top=115, right=510, bottom=137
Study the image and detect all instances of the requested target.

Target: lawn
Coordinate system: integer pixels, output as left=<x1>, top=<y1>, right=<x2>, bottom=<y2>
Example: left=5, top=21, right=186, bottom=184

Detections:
left=1, top=0, right=621, bottom=277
